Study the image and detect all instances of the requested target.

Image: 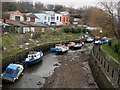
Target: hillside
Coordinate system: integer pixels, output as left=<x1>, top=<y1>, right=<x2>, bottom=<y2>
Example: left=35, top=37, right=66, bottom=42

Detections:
left=2, top=30, right=82, bottom=58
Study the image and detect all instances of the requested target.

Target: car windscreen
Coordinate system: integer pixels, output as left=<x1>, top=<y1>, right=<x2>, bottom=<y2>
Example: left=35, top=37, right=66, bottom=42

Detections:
left=5, top=68, right=14, bottom=74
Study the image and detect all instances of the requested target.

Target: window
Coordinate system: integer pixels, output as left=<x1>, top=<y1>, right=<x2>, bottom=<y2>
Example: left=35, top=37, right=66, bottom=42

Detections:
left=63, top=17, right=65, bottom=22
left=48, top=17, right=50, bottom=22
left=15, top=16, right=20, bottom=21
left=60, top=17, right=61, bottom=22
left=44, top=16, right=47, bottom=20
left=57, top=16, right=59, bottom=20
left=5, top=68, right=14, bottom=74
left=30, top=17, right=35, bottom=22
left=51, top=16, right=55, bottom=20
left=66, top=17, right=68, bottom=22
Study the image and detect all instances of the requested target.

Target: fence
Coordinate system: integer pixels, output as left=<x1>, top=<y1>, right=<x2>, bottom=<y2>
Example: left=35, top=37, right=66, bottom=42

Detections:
left=90, top=45, right=120, bottom=88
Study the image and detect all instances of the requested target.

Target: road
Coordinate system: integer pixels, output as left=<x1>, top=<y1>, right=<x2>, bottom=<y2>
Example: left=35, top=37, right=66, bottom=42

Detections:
left=3, top=43, right=98, bottom=89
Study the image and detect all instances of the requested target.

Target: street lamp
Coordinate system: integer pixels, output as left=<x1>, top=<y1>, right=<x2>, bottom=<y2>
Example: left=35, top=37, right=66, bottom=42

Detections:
left=31, top=33, right=33, bottom=39
left=100, top=29, right=103, bottom=38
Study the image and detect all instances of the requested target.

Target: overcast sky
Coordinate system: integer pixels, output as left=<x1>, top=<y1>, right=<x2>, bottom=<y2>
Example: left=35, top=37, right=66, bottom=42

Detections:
left=3, top=0, right=120, bottom=9
left=33, top=0, right=120, bottom=8
left=38, top=0, right=97, bottom=8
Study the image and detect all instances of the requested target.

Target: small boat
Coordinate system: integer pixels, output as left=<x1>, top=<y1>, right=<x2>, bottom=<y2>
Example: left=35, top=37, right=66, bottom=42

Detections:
left=94, top=40, right=103, bottom=45
left=50, top=44, right=64, bottom=52
left=1, top=64, right=24, bottom=82
left=56, top=45, right=69, bottom=54
left=23, top=51, right=43, bottom=66
left=101, top=37, right=109, bottom=44
left=73, top=43, right=82, bottom=49
left=67, top=42, right=75, bottom=49
left=86, top=37, right=94, bottom=43
left=80, top=41, right=84, bottom=46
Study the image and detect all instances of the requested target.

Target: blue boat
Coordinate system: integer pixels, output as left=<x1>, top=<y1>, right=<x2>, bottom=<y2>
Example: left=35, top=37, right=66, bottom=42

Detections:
left=1, top=64, right=24, bottom=82
left=50, top=44, right=63, bottom=52
left=50, top=48, right=60, bottom=52
left=23, top=51, right=43, bottom=66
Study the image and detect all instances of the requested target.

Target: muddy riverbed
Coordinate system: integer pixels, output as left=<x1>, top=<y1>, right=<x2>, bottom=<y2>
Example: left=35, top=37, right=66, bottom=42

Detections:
left=3, top=43, right=98, bottom=89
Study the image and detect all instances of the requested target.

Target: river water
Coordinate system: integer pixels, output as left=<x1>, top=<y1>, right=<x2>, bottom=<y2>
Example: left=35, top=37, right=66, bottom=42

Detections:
left=2, top=43, right=97, bottom=89
left=3, top=53, right=61, bottom=89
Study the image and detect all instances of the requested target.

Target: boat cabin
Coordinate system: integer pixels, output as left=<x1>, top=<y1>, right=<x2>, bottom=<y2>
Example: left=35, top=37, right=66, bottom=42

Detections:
left=26, top=51, right=43, bottom=61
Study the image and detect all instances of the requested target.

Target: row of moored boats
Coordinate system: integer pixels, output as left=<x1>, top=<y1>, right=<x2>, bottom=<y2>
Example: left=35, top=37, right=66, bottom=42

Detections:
left=1, top=35, right=109, bottom=82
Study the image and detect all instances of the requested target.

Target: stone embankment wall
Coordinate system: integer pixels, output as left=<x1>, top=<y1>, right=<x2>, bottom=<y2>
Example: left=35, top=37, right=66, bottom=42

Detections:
left=89, top=45, right=120, bottom=89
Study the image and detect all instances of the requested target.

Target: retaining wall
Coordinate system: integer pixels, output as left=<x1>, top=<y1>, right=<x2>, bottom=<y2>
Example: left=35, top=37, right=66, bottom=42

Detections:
left=89, top=45, right=120, bottom=89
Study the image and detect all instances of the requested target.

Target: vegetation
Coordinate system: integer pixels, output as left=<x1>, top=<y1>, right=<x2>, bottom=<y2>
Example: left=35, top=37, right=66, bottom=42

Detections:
left=110, top=39, right=120, bottom=55
left=2, top=30, right=81, bottom=59
left=63, top=27, right=90, bottom=34
left=102, top=44, right=120, bottom=62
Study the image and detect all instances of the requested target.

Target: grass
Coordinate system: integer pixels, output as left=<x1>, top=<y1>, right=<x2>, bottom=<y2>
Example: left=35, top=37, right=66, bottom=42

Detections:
left=2, top=30, right=82, bottom=58
left=102, top=44, right=120, bottom=63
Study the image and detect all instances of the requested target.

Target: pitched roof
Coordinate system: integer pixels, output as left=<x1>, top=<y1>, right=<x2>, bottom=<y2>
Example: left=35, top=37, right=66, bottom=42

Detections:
left=5, top=20, right=27, bottom=26
left=28, top=13, right=38, bottom=19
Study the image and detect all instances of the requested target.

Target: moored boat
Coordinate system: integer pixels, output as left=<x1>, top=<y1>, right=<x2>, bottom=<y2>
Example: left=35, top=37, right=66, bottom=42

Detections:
left=86, top=37, right=94, bottom=43
left=50, top=44, right=63, bottom=52
left=1, top=63, right=24, bottom=82
left=23, top=51, right=43, bottom=66
left=56, top=45, right=69, bottom=54
left=67, top=42, right=75, bottom=49
left=73, top=43, right=82, bottom=49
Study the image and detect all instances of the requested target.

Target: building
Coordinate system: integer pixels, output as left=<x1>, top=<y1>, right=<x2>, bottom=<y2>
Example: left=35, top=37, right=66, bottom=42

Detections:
left=35, top=13, right=51, bottom=25
left=0, top=20, right=11, bottom=33
left=60, top=11, right=70, bottom=26
left=9, top=10, right=24, bottom=22
left=35, top=11, right=62, bottom=26
left=25, top=13, right=40, bottom=23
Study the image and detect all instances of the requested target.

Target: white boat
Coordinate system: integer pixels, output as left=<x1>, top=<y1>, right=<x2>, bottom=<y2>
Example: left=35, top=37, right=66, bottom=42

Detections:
left=56, top=45, right=69, bottom=54
left=87, top=37, right=94, bottom=42
left=23, top=51, right=43, bottom=66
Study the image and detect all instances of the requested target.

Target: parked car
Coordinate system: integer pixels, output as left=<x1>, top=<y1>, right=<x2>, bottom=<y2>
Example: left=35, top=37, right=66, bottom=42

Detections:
left=1, top=64, right=24, bottom=82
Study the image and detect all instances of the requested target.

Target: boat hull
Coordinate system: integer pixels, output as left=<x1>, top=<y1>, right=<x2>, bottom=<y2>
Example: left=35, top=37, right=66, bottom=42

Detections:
left=73, top=46, right=82, bottom=49
left=50, top=48, right=60, bottom=52
left=23, top=57, right=43, bottom=66
left=56, top=50, right=68, bottom=55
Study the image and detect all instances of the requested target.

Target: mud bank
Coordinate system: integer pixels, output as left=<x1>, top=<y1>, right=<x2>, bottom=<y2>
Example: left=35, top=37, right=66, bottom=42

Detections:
left=43, top=44, right=98, bottom=88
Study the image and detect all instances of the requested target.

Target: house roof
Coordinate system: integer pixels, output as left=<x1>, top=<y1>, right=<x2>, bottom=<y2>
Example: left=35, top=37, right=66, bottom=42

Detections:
left=21, top=22, right=46, bottom=27
left=5, top=20, right=27, bottom=27
left=27, top=13, right=38, bottom=19
left=0, top=21, right=11, bottom=26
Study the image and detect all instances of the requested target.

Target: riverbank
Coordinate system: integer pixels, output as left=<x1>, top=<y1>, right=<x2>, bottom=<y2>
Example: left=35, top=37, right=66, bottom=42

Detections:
left=43, top=44, right=98, bottom=88
left=2, top=30, right=82, bottom=58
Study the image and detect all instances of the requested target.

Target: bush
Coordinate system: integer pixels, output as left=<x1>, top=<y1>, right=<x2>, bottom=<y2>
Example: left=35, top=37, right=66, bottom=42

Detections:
left=64, top=27, right=81, bottom=33
left=112, top=42, right=120, bottom=54
left=63, top=27, right=71, bottom=33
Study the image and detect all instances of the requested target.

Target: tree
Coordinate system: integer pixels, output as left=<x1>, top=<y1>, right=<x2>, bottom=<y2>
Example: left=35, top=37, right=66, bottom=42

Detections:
left=100, top=1, right=120, bottom=39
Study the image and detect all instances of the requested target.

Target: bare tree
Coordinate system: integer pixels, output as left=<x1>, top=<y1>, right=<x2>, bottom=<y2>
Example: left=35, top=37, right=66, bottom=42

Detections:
left=100, top=1, right=120, bottom=39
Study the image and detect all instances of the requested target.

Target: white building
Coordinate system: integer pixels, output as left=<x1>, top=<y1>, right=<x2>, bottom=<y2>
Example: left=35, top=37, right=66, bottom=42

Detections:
left=35, top=11, right=62, bottom=26
left=35, top=13, right=51, bottom=25
left=45, top=11, right=62, bottom=26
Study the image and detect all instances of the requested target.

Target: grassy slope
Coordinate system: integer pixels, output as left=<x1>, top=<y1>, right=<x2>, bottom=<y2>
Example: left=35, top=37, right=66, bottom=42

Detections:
left=102, top=44, right=120, bottom=62
left=2, top=30, right=81, bottom=58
